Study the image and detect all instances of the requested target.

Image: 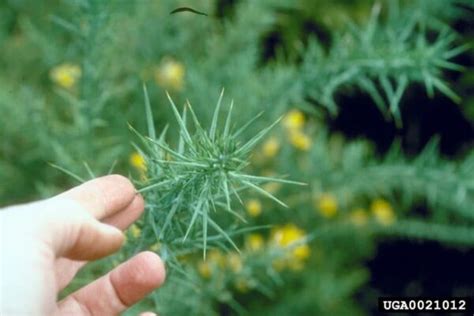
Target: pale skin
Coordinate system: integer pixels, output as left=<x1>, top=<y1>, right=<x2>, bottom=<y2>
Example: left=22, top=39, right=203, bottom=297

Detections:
left=0, top=175, right=166, bottom=315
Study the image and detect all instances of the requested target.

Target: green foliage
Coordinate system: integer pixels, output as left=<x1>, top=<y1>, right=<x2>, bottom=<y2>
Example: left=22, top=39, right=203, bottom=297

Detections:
left=1, top=0, right=473, bottom=315
left=304, top=134, right=474, bottom=224
left=127, top=87, right=303, bottom=260
left=301, top=2, right=467, bottom=125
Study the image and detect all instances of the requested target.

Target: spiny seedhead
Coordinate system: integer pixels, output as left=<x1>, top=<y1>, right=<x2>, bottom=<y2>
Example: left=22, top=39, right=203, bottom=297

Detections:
left=131, top=86, right=305, bottom=259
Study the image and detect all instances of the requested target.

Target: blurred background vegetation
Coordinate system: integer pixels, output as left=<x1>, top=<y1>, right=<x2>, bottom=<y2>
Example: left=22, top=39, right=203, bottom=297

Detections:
left=1, top=0, right=473, bottom=315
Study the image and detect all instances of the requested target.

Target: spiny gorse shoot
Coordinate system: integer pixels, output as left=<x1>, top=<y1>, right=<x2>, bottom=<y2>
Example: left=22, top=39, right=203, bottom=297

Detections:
left=302, top=2, right=467, bottom=126
left=128, top=86, right=305, bottom=264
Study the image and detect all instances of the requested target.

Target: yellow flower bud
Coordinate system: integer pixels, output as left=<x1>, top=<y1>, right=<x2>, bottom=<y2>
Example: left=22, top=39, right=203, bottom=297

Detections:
left=283, top=109, right=305, bottom=130
left=50, top=63, right=81, bottom=89
left=149, top=243, right=160, bottom=252
left=262, top=137, right=280, bottom=158
left=316, top=193, right=338, bottom=218
left=154, top=58, right=185, bottom=91
left=371, top=198, right=395, bottom=226
left=197, top=261, right=211, bottom=278
left=245, top=199, right=262, bottom=217
left=246, top=233, right=264, bottom=251
left=129, top=224, right=141, bottom=238
left=271, top=224, right=310, bottom=268
left=293, top=243, right=310, bottom=261
left=129, top=152, right=146, bottom=172
left=289, top=130, right=311, bottom=151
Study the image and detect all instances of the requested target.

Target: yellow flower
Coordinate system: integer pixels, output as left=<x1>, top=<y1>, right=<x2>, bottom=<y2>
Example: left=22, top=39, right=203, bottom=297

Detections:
left=246, top=233, right=264, bottom=251
left=289, top=130, right=311, bottom=151
left=197, top=261, right=212, bottom=278
left=245, top=199, right=262, bottom=217
left=316, top=193, right=338, bottom=218
left=226, top=253, right=243, bottom=273
left=349, top=208, right=368, bottom=226
left=49, top=63, right=81, bottom=89
left=271, top=223, right=310, bottom=261
left=154, top=58, right=185, bottom=91
left=262, top=137, right=280, bottom=158
left=371, top=198, right=396, bottom=226
left=129, top=152, right=146, bottom=172
left=149, top=243, right=160, bottom=252
left=129, top=224, right=141, bottom=238
left=282, top=109, right=311, bottom=151
left=292, top=244, right=310, bottom=261
left=283, top=109, right=305, bottom=131
left=197, top=249, right=225, bottom=278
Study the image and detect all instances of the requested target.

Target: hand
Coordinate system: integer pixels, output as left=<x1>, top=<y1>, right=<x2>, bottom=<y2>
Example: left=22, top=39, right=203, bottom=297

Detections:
left=0, top=175, right=165, bottom=315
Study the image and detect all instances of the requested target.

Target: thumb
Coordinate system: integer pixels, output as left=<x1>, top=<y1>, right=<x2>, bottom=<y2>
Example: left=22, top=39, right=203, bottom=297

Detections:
left=43, top=198, right=124, bottom=261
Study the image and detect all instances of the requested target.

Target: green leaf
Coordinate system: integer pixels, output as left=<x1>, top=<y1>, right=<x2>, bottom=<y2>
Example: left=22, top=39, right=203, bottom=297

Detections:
left=210, top=88, right=224, bottom=141
left=241, top=180, right=288, bottom=208
left=143, top=84, right=156, bottom=140
left=49, top=163, right=85, bottom=183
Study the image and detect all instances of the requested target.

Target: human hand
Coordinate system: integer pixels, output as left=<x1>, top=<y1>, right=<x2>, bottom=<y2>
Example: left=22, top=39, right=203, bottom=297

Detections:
left=0, top=175, right=165, bottom=315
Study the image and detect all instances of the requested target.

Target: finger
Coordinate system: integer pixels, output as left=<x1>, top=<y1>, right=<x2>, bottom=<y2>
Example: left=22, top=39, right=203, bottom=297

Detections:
left=46, top=200, right=124, bottom=260
left=54, top=194, right=144, bottom=289
left=57, top=252, right=165, bottom=316
left=103, top=193, right=145, bottom=230
left=56, top=174, right=137, bottom=220
left=55, top=195, right=145, bottom=290
left=55, top=259, right=86, bottom=291
left=140, top=312, right=157, bottom=316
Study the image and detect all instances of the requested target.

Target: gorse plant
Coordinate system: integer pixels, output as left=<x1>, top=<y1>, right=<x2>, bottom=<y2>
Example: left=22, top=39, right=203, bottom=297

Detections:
left=2, top=0, right=473, bottom=314
left=302, top=2, right=468, bottom=126
left=127, top=86, right=305, bottom=265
